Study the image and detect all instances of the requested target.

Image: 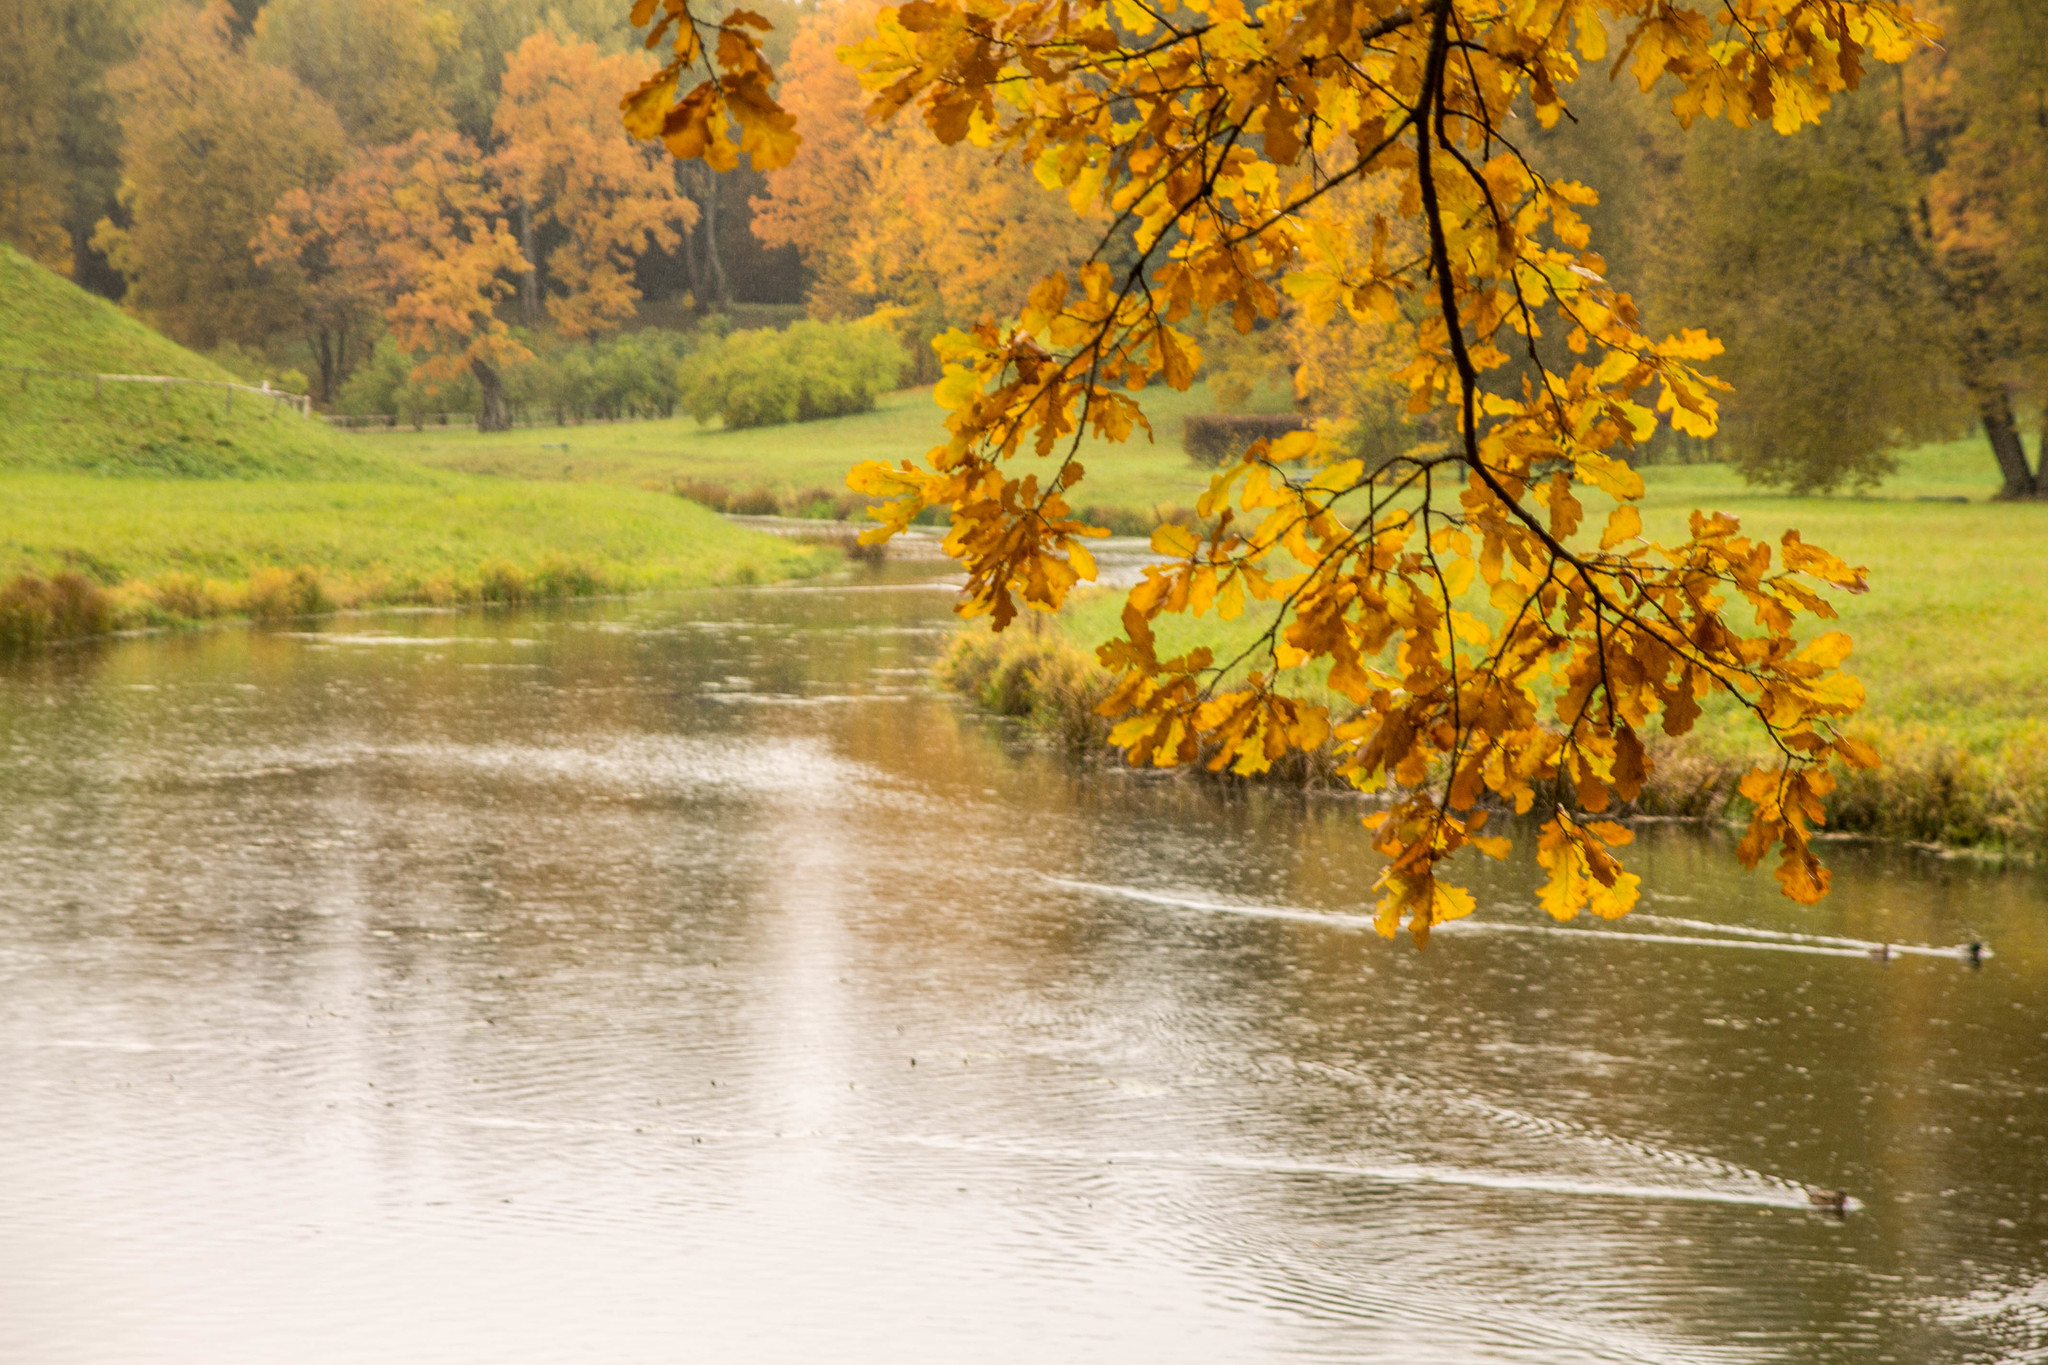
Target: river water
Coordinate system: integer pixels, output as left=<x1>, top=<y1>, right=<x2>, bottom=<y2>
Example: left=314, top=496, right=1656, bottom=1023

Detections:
left=1, top=555, right=2043, bottom=1364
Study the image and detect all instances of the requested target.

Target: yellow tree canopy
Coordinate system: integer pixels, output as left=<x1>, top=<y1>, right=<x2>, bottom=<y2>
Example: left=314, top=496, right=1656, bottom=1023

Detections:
left=751, top=3, right=1099, bottom=365
left=624, top=0, right=1932, bottom=943
left=492, top=30, right=699, bottom=338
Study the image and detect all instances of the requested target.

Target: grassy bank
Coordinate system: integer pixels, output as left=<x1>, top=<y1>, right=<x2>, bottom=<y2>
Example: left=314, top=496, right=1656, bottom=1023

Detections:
left=0, top=471, right=834, bottom=647
left=941, top=441, right=2048, bottom=851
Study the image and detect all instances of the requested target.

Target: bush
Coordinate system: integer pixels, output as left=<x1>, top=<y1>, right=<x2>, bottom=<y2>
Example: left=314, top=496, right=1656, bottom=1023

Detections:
left=522, top=330, right=689, bottom=423
left=241, top=566, right=329, bottom=621
left=673, top=479, right=866, bottom=520
left=728, top=487, right=782, bottom=516
left=151, top=572, right=226, bottom=621
left=680, top=317, right=906, bottom=429
left=936, top=626, right=1113, bottom=749
left=1182, top=413, right=1314, bottom=466
left=335, top=331, right=693, bottom=426
left=335, top=337, right=473, bottom=427
left=0, top=573, right=111, bottom=649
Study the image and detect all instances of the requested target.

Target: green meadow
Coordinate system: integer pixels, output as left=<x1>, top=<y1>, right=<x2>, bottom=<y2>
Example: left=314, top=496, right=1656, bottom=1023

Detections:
left=370, top=379, right=1290, bottom=520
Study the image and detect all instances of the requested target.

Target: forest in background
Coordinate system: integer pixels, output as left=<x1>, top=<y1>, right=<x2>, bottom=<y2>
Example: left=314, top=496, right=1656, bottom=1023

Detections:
left=2, top=0, right=2046, bottom=491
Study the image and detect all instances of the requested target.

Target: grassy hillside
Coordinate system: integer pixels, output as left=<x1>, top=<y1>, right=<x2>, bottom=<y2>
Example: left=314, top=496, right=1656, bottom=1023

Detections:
left=0, top=242, right=410, bottom=480
left=0, top=245, right=834, bottom=644
left=0, top=473, right=830, bottom=627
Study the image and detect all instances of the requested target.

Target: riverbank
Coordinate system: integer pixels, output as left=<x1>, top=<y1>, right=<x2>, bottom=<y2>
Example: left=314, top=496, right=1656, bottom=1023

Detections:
left=0, top=471, right=835, bottom=649
left=938, top=443, right=2048, bottom=852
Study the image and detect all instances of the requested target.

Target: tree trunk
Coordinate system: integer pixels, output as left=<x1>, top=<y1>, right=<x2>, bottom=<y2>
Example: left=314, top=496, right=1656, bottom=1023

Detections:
left=518, top=198, right=539, bottom=329
left=472, top=358, right=512, bottom=433
left=311, top=329, right=334, bottom=406
left=695, top=164, right=731, bottom=307
left=1976, top=384, right=2037, bottom=498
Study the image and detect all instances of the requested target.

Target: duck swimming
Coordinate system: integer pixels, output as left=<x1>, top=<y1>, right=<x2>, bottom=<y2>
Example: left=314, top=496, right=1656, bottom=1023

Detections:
left=1806, top=1187, right=1849, bottom=1212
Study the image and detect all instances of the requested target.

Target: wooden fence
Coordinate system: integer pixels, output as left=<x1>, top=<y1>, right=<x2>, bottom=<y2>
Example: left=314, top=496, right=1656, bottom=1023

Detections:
left=323, top=409, right=669, bottom=431
left=3, top=364, right=313, bottom=417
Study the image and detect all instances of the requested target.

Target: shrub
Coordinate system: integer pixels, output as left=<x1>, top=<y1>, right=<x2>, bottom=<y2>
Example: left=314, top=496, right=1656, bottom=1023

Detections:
left=674, top=479, right=734, bottom=512
left=680, top=317, right=906, bottom=429
left=151, top=572, right=226, bottom=621
left=1182, top=413, right=1312, bottom=466
left=0, top=573, right=111, bottom=649
left=936, top=626, right=1115, bottom=749
left=527, top=556, right=603, bottom=599
left=335, top=337, right=473, bottom=427
left=242, top=566, right=329, bottom=621
left=675, top=479, right=870, bottom=520
left=728, top=487, right=781, bottom=515
left=477, top=559, right=528, bottom=604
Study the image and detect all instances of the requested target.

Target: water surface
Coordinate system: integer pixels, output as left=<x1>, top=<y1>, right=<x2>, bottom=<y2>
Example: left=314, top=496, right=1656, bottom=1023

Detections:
left=1, top=562, right=2043, bottom=1363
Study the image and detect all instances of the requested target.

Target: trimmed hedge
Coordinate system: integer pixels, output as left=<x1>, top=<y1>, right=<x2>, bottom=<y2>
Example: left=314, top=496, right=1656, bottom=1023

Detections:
left=1183, top=412, right=1312, bottom=466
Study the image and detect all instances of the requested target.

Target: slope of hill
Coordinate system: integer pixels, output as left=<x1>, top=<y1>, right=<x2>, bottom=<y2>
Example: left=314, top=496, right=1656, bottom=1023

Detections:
left=0, top=243, right=409, bottom=479
left=0, top=244, right=837, bottom=646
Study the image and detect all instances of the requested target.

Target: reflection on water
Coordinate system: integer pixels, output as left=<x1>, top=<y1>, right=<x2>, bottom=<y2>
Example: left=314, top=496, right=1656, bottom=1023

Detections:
left=0, top=562, right=2043, bottom=1364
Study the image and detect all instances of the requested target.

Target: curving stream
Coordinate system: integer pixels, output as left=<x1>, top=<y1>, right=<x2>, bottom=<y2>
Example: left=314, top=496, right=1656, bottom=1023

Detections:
left=1, top=557, right=2043, bottom=1363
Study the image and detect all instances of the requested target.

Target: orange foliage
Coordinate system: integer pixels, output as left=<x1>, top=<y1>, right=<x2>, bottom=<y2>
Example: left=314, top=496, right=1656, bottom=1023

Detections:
left=268, top=131, right=529, bottom=394
left=492, top=30, right=698, bottom=338
left=626, top=0, right=1928, bottom=940
left=749, top=3, right=1097, bottom=363
left=92, top=1, right=348, bottom=349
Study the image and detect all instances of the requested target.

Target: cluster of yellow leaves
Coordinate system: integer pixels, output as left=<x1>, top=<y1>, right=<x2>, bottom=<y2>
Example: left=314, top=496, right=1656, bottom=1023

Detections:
left=626, top=0, right=1933, bottom=943
left=620, top=0, right=799, bottom=172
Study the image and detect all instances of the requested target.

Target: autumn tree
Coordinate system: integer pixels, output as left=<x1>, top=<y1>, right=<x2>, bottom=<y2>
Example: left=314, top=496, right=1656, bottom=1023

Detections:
left=251, top=179, right=383, bottom=403
left=1548, top=0, right=2047, bottom=495
left=0, top=0, right=75, bottom=272
left=274, top=131, right=530, bottom=429
left=93, top=1, right=348, bottom=350
left=1900, top=0, right=2048, bottom=497
left=439, top=0, right=637, bottom=142
left=750, top=1, right=1099, bottom=375
left=626, top=0, right=1927, bottom=940
left=0, top=0, right=152, bottom=289
left=248, top=0, right=456, bottom=146
left=1647, top=95, right=1957, bottom=492
left=491, top=30, right=697, bottom=335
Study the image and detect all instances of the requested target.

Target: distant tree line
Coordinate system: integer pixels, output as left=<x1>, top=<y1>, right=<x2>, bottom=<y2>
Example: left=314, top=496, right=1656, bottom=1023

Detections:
left=0, top=0, right=808, bottom=426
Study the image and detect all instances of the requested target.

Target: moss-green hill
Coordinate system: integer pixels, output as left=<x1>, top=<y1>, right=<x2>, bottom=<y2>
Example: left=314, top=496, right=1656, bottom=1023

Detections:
left=0, top=243, right=411, bottom=480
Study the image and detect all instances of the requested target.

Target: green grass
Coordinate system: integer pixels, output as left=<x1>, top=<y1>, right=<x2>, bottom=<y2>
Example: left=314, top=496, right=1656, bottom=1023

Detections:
left=372, top=379, right=1292, bottom=517
left=0, top=471, right=829, bottom=608
left=0, top=243, right=412, bottom=481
